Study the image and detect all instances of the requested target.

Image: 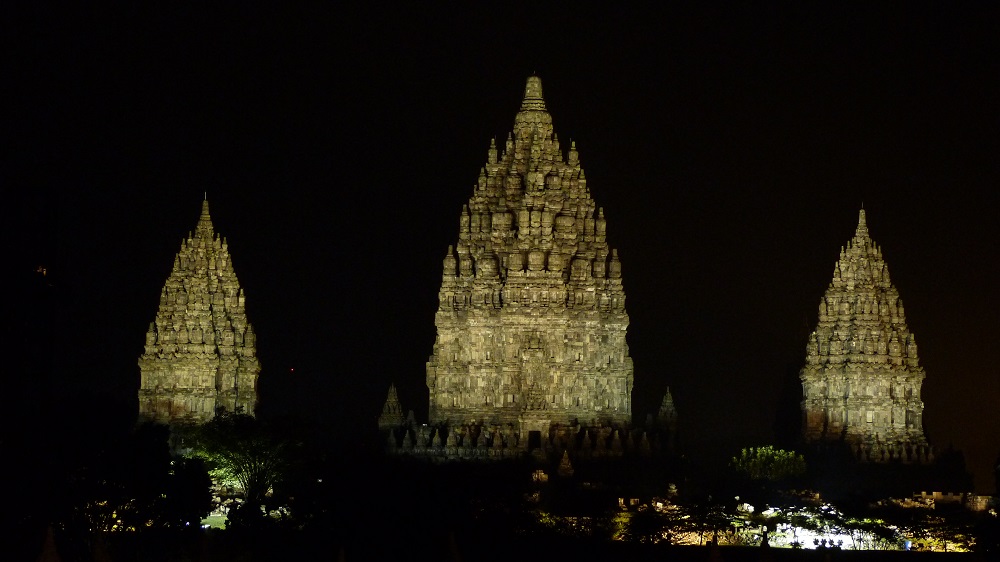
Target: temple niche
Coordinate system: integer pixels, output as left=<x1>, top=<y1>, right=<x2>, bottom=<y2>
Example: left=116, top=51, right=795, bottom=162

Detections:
left=138, top=199, right=260, bottom=424
left=394, top=77, right=639, bottom=459
left=800, top=210, right=931, bottom=464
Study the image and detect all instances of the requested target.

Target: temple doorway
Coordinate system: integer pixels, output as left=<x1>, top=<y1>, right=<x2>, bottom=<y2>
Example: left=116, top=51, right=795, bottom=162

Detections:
left=528, top=430, right=542, bottom=450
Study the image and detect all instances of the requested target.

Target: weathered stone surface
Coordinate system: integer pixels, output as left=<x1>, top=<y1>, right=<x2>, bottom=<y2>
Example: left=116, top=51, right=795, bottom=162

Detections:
left=138, top=200, right=259, bottom=424
left=800, top=210, right=929, bottom=462
left=425, top=77, right=634, bottom=440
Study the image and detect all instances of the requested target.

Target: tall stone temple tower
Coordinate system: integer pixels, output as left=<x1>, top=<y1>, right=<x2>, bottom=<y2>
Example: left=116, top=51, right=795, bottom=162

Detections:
left=138, top=200, right=260, bottom=424
left=424, top=76, right=634, bottom=448
left=800, top=210, right=932, bottom=463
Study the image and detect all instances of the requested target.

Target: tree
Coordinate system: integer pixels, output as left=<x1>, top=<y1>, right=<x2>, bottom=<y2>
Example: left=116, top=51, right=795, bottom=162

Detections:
left=729, top=446, right=809, bottom=546
left=187, top=412, right=295, bottom=515
left=674, top=489, right=739, bottom=546
left=731, top=446, right=807, bottom=483
left=730, top=446, right=808, bottom=508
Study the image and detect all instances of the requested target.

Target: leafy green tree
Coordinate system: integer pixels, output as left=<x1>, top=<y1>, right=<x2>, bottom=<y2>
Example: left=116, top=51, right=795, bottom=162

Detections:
left=731, top=446, right=807, bottom=483
left=187, top=412, right=295, bottom=515
left=842, top=517, right=902, bottom=550
left=728, top=446, right=808, bottom=545
left=731, top=446, right=808, bottom=508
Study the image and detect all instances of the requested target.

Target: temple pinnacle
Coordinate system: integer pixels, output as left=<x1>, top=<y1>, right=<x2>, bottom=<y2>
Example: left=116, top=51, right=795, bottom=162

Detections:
left=854, top=208, right=869, bottom=241
left=520, top=76, right=546, bottom=111
left=195, top=199, right=214, bottom=239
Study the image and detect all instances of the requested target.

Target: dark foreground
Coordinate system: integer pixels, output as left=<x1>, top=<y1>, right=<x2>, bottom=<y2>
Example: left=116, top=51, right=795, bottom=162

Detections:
left=30, top=528, right=987, bottom=562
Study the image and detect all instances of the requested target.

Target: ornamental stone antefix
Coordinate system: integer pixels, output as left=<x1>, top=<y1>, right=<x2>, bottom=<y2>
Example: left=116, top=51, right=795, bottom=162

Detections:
left=800, top=210, right=932, bottom=463
left=138, top=199, right=260, bottom=424
left=423, top=76, right=635, bottom=455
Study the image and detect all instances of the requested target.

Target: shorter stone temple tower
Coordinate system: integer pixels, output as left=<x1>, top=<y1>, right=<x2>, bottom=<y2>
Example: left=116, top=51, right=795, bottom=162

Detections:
left=378, top=384, right=405, bottom=431
left=655, top=387, right=678, bottom=451
left=138, top=199, right=260, bottom=424
left=800, top=210, right=931, bottom=463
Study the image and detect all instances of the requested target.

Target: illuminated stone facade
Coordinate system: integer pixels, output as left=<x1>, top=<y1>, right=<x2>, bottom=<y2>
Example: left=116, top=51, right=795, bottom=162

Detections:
left=138, top=200, right=259, bottom=424
left=425, top=77, right=634, bottom=443
left=800, top=210, right=931, bottom=463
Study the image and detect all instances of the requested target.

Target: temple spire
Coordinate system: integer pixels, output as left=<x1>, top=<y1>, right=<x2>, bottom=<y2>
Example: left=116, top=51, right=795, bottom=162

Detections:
left=657, top=387, right=678, bottom=430
left=195, top=199, right=214, bottom=239
left=800, top=210, right=927, bottom=459
left=425, top=76, right=634, bottom=442
left=514, top=76, right=553, bottom=140
left=138, top=199, right=259, bottom=424
left=378, top=383, right=405, bottom=430
left=854, top=208, right=869, bottom=241
left=520, top=76, right=546, bottom=111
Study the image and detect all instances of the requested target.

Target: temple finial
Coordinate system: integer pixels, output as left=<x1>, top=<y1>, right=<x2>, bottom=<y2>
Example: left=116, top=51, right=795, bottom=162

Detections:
left=520, top=76, right=546, bottom=111
left=855, top=208, right=869, bottom=240
left=195, top=198, right=214, bottom=238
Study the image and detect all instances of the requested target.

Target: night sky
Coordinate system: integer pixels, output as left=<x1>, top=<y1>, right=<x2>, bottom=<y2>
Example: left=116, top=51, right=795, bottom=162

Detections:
left=8, top=5, right=998, bottom=490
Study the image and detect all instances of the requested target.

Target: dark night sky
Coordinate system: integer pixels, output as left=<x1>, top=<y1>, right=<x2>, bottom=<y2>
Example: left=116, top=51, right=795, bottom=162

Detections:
left=7, top=5, right=999, bottom=490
